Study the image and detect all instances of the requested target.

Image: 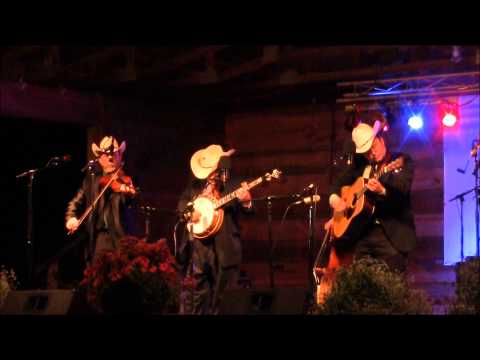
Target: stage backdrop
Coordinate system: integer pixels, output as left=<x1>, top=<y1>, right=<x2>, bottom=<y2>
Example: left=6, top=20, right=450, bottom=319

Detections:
left=443, top=95, right=480, bottom=265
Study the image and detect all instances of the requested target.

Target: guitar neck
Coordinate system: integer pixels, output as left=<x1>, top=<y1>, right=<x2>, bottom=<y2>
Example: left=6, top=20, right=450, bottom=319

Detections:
left=359, top=165, right=392, bottom=196
left=214, top=177, right=263, bottom=209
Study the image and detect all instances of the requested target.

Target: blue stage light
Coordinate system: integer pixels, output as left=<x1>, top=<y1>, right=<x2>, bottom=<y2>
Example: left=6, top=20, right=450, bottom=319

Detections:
left=408, top=115, right=423, bottom=130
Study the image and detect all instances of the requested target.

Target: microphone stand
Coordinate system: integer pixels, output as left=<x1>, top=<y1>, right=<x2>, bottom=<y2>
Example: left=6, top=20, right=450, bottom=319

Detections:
left=139, top=205, right=157, bottom=243
left=88, top=161, right=97, bottom=262
left=16, top=157, right=63, bottom=288
left=253, top=194, right=297, bottom=289
left=267, top=196, right=274, bottom=289
left=449, top=187, right=478, bottom=261
left=16, top=169, right=36, bottom=288
left=474, top=151, right=479, bottom=257
left=306, top=187, right=318, bottom=299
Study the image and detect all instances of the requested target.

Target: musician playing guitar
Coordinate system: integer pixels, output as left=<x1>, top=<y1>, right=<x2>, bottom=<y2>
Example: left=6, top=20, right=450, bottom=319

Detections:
left=176, top=144, right=254, bottom=315
left=325, top=113, right=417, bottom=273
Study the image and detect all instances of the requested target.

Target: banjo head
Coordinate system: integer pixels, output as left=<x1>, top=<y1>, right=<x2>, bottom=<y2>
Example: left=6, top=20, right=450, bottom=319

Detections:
left=190, top=196, right=218, bottom=236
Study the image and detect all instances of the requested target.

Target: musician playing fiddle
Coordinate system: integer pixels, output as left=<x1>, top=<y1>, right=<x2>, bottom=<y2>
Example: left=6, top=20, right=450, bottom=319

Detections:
left=325, top=112, right=417, bottom=273
left=65, top=136, right=137, bottom=263
left=176, top=145, right=254, bottom=315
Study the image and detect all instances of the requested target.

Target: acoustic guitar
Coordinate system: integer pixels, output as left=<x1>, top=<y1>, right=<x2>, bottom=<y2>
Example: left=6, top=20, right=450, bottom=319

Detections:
left=187, top=169, right=282, bottom=240
left=331, top=157, right=404, bottom=242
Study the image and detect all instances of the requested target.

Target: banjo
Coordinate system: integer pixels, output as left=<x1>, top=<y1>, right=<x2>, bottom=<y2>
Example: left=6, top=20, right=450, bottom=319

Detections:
left=187, top=169, right=282, bottom=239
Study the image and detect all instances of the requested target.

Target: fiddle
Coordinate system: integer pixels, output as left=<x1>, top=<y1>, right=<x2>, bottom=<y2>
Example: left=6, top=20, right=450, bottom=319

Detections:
left=68, top=165, right=136, bottom=236
left=99, top=168, right=136, bottom=195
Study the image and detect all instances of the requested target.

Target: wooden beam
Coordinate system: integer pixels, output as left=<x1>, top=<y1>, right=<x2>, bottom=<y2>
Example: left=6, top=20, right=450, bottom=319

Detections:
left=2, top=46, right=46, bottom=62
left=249, top=56, right=479, bottom=89
left=2, top=46, right=49, bottom=80
left=140, top=45, right=229, bottom=77
left=220, top=45, right=280, bottom=81
left=167, top=46, right=422, bottom=87
left=63, top=47, right=130, bottom=69
left=169, top=45, right=280, bottom=85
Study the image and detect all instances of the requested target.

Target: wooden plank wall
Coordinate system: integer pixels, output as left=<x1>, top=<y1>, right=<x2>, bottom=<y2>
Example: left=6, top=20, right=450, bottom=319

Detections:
left=225, top=103, right=444, bottom=268
left=225, top=104, right=336, bottom=262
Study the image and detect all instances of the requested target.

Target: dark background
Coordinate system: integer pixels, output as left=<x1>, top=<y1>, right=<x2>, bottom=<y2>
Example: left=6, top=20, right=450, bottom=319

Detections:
left=7, top=118, right=87, bottom=288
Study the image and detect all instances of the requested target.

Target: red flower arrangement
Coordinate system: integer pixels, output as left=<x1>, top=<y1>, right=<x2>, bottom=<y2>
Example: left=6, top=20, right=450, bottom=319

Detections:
left=80, top=236, right=179, bottom=313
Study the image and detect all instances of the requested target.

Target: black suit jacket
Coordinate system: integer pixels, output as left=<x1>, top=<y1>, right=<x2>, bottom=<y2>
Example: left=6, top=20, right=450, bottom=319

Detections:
left=176, top=176, right=254, bottom=269
left=65, top=170, right=136, bottom=257
left=329, top=152, right=417, bottom=253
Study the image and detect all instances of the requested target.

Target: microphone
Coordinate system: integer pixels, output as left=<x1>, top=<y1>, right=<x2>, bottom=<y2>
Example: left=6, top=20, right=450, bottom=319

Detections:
left=47, top=154, right=72, bottom=167
left=181, top=202, right=195, bottom=221
left=299, top=183, right=315, bottom=195
left=343, top=140, right=355, bottom=166
left=220, top=168, right=229, bottom=184
left=81, top=158, right=99, bottom=172
left=51, top=154, right=71, bottom=162
left=293, top=195, right=321, bottom=206
left=333, top=140, right=355, bottom=166
left=218, top=156, right=231, bottom=184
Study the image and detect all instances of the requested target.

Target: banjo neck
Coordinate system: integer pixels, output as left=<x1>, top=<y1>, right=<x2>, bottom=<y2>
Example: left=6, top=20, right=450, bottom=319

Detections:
left=213, top=177, right=264, bottom=210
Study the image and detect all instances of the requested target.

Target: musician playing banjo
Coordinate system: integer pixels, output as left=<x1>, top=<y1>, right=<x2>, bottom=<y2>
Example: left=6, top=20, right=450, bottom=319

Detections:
left=325, top=112, right=417, bottom=273
left=176, top=144, right=254, bottom=315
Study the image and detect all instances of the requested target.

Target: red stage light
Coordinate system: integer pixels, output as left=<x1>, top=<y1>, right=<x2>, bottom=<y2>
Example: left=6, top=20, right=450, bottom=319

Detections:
left=440, top=100, right=459, bottom=128
left=442, top=113, right=457, bottom=127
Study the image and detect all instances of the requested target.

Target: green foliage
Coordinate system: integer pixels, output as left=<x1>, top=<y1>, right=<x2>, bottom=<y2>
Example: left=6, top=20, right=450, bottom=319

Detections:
left=313, top=257, right=433, bottom=315
left=449, top=256, right=480, bottom=315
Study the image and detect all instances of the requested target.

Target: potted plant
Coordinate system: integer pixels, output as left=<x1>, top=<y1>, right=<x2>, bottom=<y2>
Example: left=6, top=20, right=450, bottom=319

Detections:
left=80, top=236, right=179, bottom=314
left=312, top=257, right=432, bottom=315
left=449, top=256, right=480, bottom=315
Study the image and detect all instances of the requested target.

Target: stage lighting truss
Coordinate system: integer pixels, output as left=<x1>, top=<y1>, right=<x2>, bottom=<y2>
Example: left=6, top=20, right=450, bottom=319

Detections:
left=336, top=71, right=480, bottom=107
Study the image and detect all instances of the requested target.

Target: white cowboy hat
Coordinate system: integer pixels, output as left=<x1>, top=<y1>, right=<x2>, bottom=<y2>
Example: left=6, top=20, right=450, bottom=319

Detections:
left=91, top=136, right=126, bottom=157
left=352, top=120, right=383, bottom=153
left=190, top=144, right=235, bottom=179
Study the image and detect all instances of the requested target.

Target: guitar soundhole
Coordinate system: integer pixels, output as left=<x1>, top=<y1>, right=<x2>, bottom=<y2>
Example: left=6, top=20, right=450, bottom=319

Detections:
left=346, top=207, right=354, bottom=218
left=351, top=194, right=357, bottom=207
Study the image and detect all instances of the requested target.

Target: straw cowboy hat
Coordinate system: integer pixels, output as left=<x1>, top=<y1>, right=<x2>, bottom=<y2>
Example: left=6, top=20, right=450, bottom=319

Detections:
left=190, top=144, right=235, bottom=179
left=91, top=136, right=126, bottom=157
left=352, top=120, right=383, bottom=154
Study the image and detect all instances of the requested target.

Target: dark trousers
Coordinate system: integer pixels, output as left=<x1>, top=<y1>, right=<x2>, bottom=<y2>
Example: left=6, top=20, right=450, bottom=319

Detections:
left=92, top=231, right=119, bottom=263
left=179, top=239, right=239, bottom=315
left=354, top=223, right=408, bottom=273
